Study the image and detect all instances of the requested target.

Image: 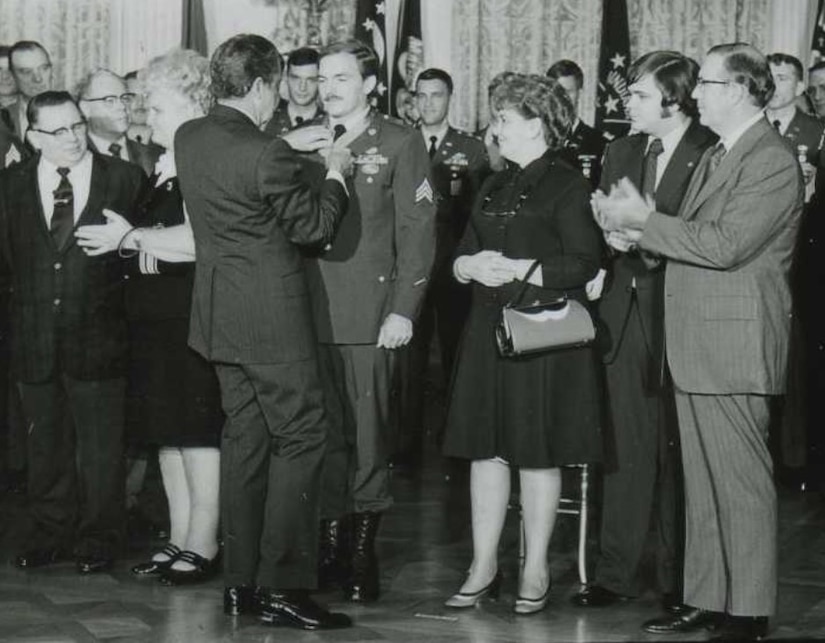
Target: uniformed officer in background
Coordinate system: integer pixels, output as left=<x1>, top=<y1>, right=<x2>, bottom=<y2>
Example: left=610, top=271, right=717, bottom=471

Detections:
left=546, top=59, right=606, bottom=188
left=265, top=46, right=323, bottom=137
left=306, top=38, right=435, bottom=603
left=392, top=68, right=489, bottom=469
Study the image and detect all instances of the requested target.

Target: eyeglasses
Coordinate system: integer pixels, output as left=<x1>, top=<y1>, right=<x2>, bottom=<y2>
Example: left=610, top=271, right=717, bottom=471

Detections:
left=696, top=78, right=731, bottom=88
left=30, top=120, right=88, bottom=141
left=81, top=93, right=136, bottom=107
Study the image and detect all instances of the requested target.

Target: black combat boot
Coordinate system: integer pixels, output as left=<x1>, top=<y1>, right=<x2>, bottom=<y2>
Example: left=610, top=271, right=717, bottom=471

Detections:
left=318, top=516, right=350, bottom=590
left=343, top=511, right=381, bottom=602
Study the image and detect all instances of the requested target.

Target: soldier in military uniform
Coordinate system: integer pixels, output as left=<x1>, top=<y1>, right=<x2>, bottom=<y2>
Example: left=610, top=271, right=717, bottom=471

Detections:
left=546, top=59, right=606, bottom=188
left=392, top=68, right=488, bottom=467
left=308, top=39, right=435, bottom=603
left=264, top=46, right=323, bottom=137
left=767, top=53, right=825, bottom=492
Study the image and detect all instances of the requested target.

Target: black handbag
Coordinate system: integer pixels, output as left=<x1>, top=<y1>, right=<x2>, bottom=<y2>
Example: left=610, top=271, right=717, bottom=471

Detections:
left=495, top=260, right=596, bottom=357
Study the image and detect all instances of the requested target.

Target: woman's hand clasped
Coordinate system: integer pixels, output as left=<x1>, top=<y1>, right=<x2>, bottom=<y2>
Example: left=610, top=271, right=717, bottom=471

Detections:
left=455, top=250, right=522, bottom=287
left=75, top=209, right=133, bottom=256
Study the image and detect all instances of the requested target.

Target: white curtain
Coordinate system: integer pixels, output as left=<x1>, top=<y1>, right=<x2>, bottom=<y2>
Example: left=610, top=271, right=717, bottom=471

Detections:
left=108, top=0, right=183, bottom=76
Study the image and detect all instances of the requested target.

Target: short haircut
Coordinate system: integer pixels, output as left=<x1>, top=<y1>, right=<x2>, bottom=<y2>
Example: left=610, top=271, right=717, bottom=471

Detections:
left=810, top=60, right=825, bottom=76
left=767, top=53, right=804, bottom=81
left=26, top=90, right=78, bottom=128
left=0, top=45, right=10, bottom=62
left=141, top=48, right=213, bottom=114
left=319, top=39, right=379, bottom=82
left=124, top=70, right=139, bottom=82
left=416, top=67, right=453, bottom=94
left=74, top=68, right=122, bottom=100
left=491, top=73, right=573, bottom=151
left=287, top=46, right=319, bottom=70
left=210, top=34, right=281, bottom=99
left=629, top=50, right=700, bottom=118
left=9, top=40, right=50, bottom=70
left=708, top=42, right=774, bottom=108
left=545, top=59, right=584, bottom=89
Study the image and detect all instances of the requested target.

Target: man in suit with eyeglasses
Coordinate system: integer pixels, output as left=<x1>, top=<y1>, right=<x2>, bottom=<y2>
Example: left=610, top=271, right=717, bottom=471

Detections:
left=0, top=91, right=146, bottom=574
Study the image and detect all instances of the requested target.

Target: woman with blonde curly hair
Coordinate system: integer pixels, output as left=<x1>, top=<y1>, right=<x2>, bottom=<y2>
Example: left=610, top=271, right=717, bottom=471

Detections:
left=76, top=48, right=223, bottom=585
left=442, top=73, right=603, bottom=614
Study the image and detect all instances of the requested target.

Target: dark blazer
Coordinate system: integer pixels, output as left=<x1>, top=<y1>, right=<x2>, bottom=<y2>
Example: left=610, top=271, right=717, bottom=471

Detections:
left=777, top=108, right=824, bottom=165
left=1, top=101, right=22, bottom=138
left=0, top=119, right=29, bottom=169
left=561, top=120, right=607, bottom=188
left=0, top=152, right=146, bottom=382
left=88, top=136, right=162, bottom=177
left=598, top=120, right=717, bottom=374
left=306, top=111, right=436, bottom=344
left=174, top=104, right=348, bottom=365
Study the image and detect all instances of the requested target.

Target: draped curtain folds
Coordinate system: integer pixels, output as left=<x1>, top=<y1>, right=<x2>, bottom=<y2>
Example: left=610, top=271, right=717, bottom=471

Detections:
left=451, top=0, right=776, bottom=132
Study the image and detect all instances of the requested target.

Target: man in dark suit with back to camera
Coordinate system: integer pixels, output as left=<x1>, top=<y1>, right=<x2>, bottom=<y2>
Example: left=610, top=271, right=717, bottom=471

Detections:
left=265, top=46, right=323, bottom=138
left=0, top=91, right=145, bottom=573
left=77, top=68, right=162, bottom=177
left=574, top=50, right=715, bottom=612
left=174, top=33, right=353, bottom=631
left=547, top=59, right=606, bottom=188
left=309, top=39, right=436, bottom=603
left=595, top=43, right=802, bottom=641
left=393, top=67, right=488, bottom=466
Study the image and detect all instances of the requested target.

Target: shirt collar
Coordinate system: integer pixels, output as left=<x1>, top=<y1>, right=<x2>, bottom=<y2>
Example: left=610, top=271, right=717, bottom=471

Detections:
left=646, top=117, right=691, bottom=155
left=89, top=132, right=127, bottom=156
left=764, top=105, right=796, bottom=134
left=39, top=149, right=92, bottom=177
left=328, top=105, right=371, bottom=133
left=719, top=110, right=765, bottom=153
left=421, top=123, right=449, bottom=148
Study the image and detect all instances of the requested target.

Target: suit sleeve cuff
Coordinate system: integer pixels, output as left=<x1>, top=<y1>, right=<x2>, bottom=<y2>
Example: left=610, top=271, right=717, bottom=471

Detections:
left=325, top=170, right=348, bottom=196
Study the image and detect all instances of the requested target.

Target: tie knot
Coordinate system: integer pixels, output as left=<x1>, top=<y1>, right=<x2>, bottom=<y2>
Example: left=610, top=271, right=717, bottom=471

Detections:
left=647, top=138, right=663, bottom=156
left=295, top=116, right=304, bottom=126
left=108, top=142, right=122, bottom=157
left=333, top=124, right=346, bottom=141
left=772, top=119, right=782, bottom=131
left=430, top=136, right=438, bottom=145
left=57, top=167, right=70, bottom=178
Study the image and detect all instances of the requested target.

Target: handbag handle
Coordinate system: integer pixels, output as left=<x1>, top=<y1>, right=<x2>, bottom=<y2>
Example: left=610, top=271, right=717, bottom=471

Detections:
left=506, top=259, right=545, bottom=308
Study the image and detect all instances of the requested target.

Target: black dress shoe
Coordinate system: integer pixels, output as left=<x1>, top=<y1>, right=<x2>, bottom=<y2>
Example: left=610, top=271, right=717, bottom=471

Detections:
left=709, top=615, right=769, bottom=641
left=258, top=589, right=352, bottom=630
left=76, top=556, right=114, bottom=574
left=661, top=592, right=691, bottom=615
left=224, top=585, right=259, bottom=616
left=643, top=607, right=725, bottom=634
left=131, top=543, right=182, bottom=576
left=14, top=547, right=66, bottom=569
left=159, top=550, right=220, bottom=586
left=571, top=584, right=630, bottom=607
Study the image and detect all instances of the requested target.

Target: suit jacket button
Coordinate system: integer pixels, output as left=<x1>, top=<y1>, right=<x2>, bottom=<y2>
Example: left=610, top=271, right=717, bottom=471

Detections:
left=54, top=262, right=61, bottom=271
left=53, top=298, right=60, bottom=306
left=378, top=275, right=386, bottom=283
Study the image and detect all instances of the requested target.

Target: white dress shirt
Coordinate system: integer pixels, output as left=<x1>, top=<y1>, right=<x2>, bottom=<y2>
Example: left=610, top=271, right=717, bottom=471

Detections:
left=38, top=152, right=93, bottom=227
left=646, top=117, right=692, bottom=190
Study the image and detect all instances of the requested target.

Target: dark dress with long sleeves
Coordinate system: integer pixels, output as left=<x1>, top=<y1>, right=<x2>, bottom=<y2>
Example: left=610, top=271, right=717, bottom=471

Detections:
left=442, top=150, right=603, bottom=467
left=124, top=176, right=223, bottom=447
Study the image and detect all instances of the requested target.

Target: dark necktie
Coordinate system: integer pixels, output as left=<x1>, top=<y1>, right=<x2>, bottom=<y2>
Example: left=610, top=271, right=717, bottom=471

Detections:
left=640, top=137, right=664, bottom=199
left=772, top=119, right=782, bottom=132
left=295, top=116, right=304, bottom=126
left=108, top=142, right=122, bottom=158
left=51, top=167, right=74, bottom=249
left=699, top=142, right=726, bottom=189
left=333, top=124, right=346, bottom=141
left=428, top=135, right=438, bottom=159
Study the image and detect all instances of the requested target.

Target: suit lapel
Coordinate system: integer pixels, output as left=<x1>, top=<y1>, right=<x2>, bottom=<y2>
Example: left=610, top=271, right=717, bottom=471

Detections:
left=26, top=158, right=54, bottom=245
left=655, top=122, right=705, bottom=214
left=59, top=154, right=106, bottom=254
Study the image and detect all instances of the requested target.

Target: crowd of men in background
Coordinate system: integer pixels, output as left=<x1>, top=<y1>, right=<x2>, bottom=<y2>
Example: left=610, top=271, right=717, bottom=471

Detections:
left=0, top=34, right=819, bottom=639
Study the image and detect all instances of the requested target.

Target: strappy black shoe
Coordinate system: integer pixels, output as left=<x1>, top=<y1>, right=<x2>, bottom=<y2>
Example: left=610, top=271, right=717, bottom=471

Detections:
left=159, top=549, right=221, bottom=586
left=130, top=543, right=182, bottom=577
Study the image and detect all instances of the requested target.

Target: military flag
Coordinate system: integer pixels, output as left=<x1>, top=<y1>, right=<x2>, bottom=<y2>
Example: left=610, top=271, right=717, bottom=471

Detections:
left=595, top=0, right=631, bottom=140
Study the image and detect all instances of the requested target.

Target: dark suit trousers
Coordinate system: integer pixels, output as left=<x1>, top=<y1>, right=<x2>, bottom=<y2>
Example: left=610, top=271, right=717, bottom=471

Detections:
left=675, top=390, right=776, bottom=616
left=18, top=375, right=125, bottom=556
left=215, top=360, right=327, bottom=589
left=596, top=296, right=682, bottom=596
left=318, top=344, right=393, bottom=518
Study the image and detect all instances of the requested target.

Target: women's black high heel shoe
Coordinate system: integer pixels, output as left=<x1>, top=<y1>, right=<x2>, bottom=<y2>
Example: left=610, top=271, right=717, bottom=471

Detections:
left=130, top=543, right=182, bottom=576
left=444, top=571, right=502, bottom=608
left=159, top=549, right=221, bottom=586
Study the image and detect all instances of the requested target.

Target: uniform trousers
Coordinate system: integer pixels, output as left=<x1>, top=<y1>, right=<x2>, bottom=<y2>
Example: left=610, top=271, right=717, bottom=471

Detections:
left=675, top=390, right=777, bottom=616
left=215, top=360, right=327, bottom=589
left=18, top=375, right=125, bottom=557
left=318, top=343, right=393, bottom=518
left=596, top=296, right=682, bottom=596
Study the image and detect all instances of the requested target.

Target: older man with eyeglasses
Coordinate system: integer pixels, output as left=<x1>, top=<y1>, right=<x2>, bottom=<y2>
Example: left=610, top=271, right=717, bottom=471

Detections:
left=77, top=68, right=161, bottom=176
left=1, top=90, right=147, bottom=575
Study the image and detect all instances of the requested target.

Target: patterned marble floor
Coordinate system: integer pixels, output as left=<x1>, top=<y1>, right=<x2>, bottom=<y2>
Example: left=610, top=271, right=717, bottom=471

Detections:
left=2, top=397, right=825, bottom=641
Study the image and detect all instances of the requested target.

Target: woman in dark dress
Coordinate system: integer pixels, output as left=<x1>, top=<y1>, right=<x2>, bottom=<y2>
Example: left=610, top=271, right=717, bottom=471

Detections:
left=442, top=73, right=602, bottom=614
left=76, top=49, right=222, bottom=585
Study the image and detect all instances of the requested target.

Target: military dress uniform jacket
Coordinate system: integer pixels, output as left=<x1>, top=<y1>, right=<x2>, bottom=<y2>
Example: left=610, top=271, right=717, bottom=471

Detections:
left=776, top=108, right=824, bottom=165
left=561, top=120, right=606, bottom=189
left=175, top=104, right=348, bottom=366
left=0, top=152, right=146, bottom=383
left=264, top=99, right=322, bottom=138
left=428, top=127, right=488, bottom=267
left=306, top=112, right=437, bottom=344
